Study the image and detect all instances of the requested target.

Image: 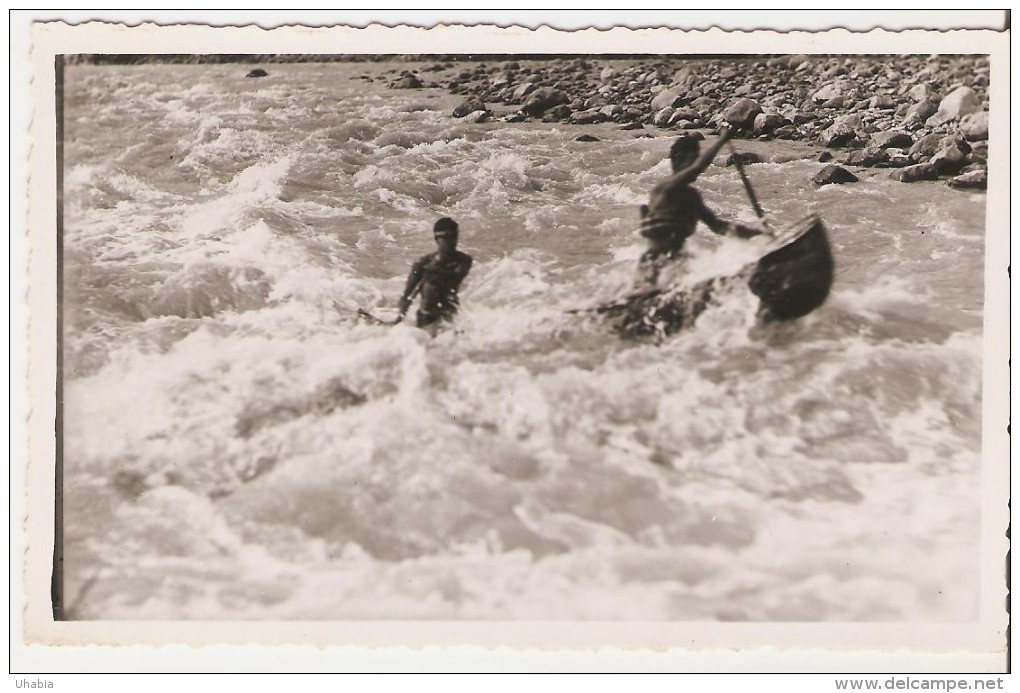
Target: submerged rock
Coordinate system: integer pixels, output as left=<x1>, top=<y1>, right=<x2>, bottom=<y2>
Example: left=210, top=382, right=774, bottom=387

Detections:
left=812, top=165, right=859, bottom=185
left=947, top=169, right=988, bottom=190
left=246, top=68, right=268, bottom=78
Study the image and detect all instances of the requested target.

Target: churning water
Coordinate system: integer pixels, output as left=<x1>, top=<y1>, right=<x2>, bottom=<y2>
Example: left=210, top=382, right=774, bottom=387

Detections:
left=61, top=62, right=985, bottom=620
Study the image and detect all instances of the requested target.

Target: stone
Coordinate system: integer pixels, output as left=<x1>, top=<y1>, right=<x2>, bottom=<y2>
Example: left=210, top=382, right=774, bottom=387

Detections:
left=947, top=169, right=988, bottom=190
left=246, top=68, right=268, bottom=78
left=813, top=165, right=860, bottom=185
left=906, top=83, right=933, bottom=102
left=819, top=122, right=858, bottom=148
left=772, top=125, right=799, bottom=140
left=959, top=111, right=989, bottom=141
left=511, top=82, right=536, bottom=101
left=651, top=87, right=685, bottom=112
left=653, top=106, right=676, bottom=127
left=600, top=66, right=617, bottom=82
left=845, top=147, right=890, bottom=167
left=569, top=108, right=605, bottom=125
left=908, top=133, right=944, bottom=161
left=891, top=163, right=937, bottom=182
left=812, top=83, right=843, bottom=103
left=541, top=103, right=573, bottom=122
left=722, top=98, right=762, bottom=129
left=725, top=152, right=762, bottom=167
left=930, top=141, right=970, bottom=175
left=522, top=88, right=569, bottom=117
left=393, top=73, right=423, bottom=89
left=453, top=98, right=486, bottom=118
left=869, top=94, right=896, bottom=109
left=462, top=110, right=490, bottom=124
left=868, top=130, right=914, bottom=149
left=817, top=151, right=834, bottom=163
left=752, top=112, right=787, bottom=136
left=905, top=99, right=939, bottom=123
left=925, top=86, right=981, bottom=127
left=575, top=134, right=600, bottom=142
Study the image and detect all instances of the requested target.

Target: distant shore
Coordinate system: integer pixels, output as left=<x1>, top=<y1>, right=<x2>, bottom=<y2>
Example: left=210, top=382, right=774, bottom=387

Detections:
left=70, top=53, right=990, bottom=190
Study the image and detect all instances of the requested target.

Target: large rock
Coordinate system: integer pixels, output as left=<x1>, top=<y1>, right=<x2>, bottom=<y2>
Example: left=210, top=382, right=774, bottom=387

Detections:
left=569, top=108, right=605, bottom=125
left=906, top=83, right=933, bottom=102
left=905, top=99, right=939, bottom=123
left=511, top=82, right=536, bottom=101
left=869, top=94, right=896, bottom=109
left=925, top=86, right=981, bottom=127
left=947, top=169, right=988, bottom=190
left=651, top=87, right=685, bottom=112
left=813, top=164, right=860, bottom=185
left=725, top=152, right=762, bottom=167
left=462, top=110, right=490, bottom=124
left=908, top=133, right=944, bottom=161
left=891, top=163, right=937, bottom=182
left=812, top=83, right=843, bottom=104
left=600, top=66, right=617, bottom=82
left=819, top=118, right=860, bottom=148
left=752, top=112, right=787, bottom=136
left=522, top=88, right=569, bottom=117
left=452, top=98, right=486, bottom=118
left=930, top=141, right=971, bottom=175
left=722, top=98, right=762, bottom=129
left=868, top=130, right=913, bottom=150
left=959, top=111, right=989, bottom=141
left=653, top=106, right=676, bottom=127
left=393, top=73, right=423, bottom=89
left=845, top=147, right=890, bottom=167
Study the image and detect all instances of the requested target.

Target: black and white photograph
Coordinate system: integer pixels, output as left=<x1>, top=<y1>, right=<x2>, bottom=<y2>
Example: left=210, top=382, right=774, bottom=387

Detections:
left=16, top=16, right=1009, bottom=670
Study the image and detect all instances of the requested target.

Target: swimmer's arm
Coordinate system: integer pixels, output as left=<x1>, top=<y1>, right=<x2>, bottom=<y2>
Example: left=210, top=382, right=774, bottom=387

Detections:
left=700, top=205, right=765, bottom=239
left=398, top=257, right=428, bottom=314
left=665, top=125, right=734, bottom=187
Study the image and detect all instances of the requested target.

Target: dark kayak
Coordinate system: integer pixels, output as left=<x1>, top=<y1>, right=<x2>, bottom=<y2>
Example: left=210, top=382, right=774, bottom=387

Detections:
left=597, top=215, right=834, bottom=338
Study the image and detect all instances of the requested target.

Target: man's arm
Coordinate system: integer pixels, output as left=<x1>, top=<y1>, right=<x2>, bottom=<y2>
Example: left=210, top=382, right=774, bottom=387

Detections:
left=667, top=125, right=734, bottom=187
left=398, top=256, right=428, bottom=315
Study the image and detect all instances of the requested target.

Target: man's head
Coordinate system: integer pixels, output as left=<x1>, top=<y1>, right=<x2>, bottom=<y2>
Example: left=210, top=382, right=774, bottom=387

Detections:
left=669, top=135, right=700, bottom=172
left=433, top=217, right=459, bottom=255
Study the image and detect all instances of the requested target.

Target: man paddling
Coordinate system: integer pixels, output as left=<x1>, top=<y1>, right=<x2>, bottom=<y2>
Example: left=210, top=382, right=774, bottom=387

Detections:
left=638, top=125, right=763, bottom=286
left=398, top=217, right=473, bottom=329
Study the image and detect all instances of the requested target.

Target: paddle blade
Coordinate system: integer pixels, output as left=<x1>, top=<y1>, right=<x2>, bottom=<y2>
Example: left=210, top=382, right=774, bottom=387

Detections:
left=748, top=215, right=834, bottom=322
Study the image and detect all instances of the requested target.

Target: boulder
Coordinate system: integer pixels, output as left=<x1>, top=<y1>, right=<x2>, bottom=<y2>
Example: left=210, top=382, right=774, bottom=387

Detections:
left=569, top=108, right=605, bottom=125
left=905, top=99, right=939, bottom=123
left=906, top=83, right=933, bottom=102
left=869, top=94, right=896, bottom=109
left=959, top=111, right=989, bottom=141
left=511, top=82, right=536, bottom=101
left=817, top=151, right=834, bottom=163
left=653, top=106, right=676, bottom=127
left=462, top=110, right=490, bottom=124
left=651, top=87, right=685, bottom=112
left=541, top=104, right=573, bottom=122
left=393, top=73, right=423, bottom=89
left=891, top=163, right=937, bottom=182
left=722, top=98, right=762, bottom=129
left=246, top=68, right=268, bottom=78
left=819, top=122, right=858, bottom=148
left=600, top=66, right=616, bottom=82
left=725, top=152, right=762, bottom=167
left=752, top=112, right=787, bottom=136
left=812, top=83, right=843, bottom=103
left=575, top=134, right=600, bottom=142
left=930, top=141, right=970, bottom=175
left=845, top=147, right=890, bottom=167
left=453, top=98, right=486, bottom=118
left=868, top=130, right=914, bottom=149
left=908, top=133, right=944, bottom=161
left=947, top=169, right=988, bottom=190
left=772, top=125, right=799, bottom=140
left=925, top=86, right=981, bottom=127
left=522, top=88, right=569, bottom=117
left=813, top=165, right=860, bottom=185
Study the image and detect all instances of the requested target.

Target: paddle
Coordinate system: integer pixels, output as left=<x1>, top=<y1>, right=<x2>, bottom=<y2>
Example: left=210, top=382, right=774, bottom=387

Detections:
left=726, top=141, right=775, bottom=237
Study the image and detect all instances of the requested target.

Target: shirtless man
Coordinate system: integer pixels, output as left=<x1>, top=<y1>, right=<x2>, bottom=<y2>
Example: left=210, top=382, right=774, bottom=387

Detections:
left=638, top=125, right=762, bottom=286
left=398, top=217, right=473, bottom=329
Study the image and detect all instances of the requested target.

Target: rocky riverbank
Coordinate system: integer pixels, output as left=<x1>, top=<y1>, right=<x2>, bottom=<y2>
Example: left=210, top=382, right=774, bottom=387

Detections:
left=381, top=55, right=990, bottom=189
